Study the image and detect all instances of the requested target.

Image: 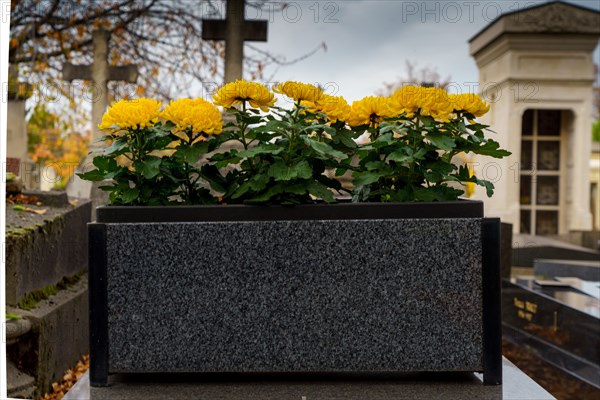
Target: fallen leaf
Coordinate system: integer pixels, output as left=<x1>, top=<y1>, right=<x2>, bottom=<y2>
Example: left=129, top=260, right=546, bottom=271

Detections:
left=24, top=207, right=47, bottom=215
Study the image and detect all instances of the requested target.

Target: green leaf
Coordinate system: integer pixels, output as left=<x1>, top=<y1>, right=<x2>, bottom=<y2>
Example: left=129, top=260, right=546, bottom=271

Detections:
left=92, top=156, right=118, bottom=172
left=248, top=173, right=270, bottom=191
left=121, top=188, right=140, bottom=203
left=333, top=130, right=358, bottom=148
left=243, top=183, right=285, bottom=203
left=140, top=156, right=162, bottom=179
left=352, top=171, right=387, bottom=186
left=365, top=161, right=386, bottom=171
left=238, top=144, right=285, bottom=158
left=199, top=164, right=228, bottom=193
left=474, top=139, right=512, bottom=158
left=210, top=152, right=242, bottom=169
left=77, top=169, right=106, bottom=181
left=303, top=137, right=347, bottom=159
left=102, top=139, right=128, bottom=156
left=413, top=148, right=427, bottom=160
left=427, top=134, right=456, bottom=151
left=307, top=181, right=335, bottom=203
left=268, top=160, right=312, bottom=181
left=176, top=142, right=208, bottom=164
left=413, top=185, right=463, bottom=202
left=387, top=150, right=411, bottom=163
left=371, top=132, right=395, bottom=147
left=5, top=313, right=21, bottom=320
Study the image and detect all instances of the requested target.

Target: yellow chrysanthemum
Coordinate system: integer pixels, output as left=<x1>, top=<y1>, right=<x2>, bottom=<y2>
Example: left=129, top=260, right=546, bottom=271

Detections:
left=390, top=86, right=423, bottom=117
left=98, top=98, right=162, bottom=131
left=303, top=94, right=351, bottom=123
left=418, top=88, right=454, bottom=122
left=390, top=86, right=454, bottom=122
left=160, top=98, right=223, bottom=135
left=273, top=81, right=323, bottom=103
left=449, top=93, right=490, bottom=117
left=347, top=96, right=395, bottom=127
left=212, top=80, right=275, bottom=110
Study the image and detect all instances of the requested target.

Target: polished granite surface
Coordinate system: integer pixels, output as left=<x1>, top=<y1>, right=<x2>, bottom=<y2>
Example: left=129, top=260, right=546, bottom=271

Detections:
left=64, top=358, right=554, bottom=400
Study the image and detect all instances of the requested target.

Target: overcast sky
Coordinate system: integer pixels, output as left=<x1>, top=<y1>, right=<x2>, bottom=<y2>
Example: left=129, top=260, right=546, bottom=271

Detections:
left=243, top=0, right=600, bottom=101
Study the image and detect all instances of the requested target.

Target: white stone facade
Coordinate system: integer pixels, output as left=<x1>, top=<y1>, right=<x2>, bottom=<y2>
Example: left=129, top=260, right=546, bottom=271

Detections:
left=469, top=2, right=600, bottom=234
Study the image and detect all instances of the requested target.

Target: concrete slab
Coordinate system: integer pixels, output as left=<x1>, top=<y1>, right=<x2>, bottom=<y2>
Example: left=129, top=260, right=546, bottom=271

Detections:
left=7, top=360, right=35, bottom=399
left=64, top=358, right=554, bottom=400
left=7, top=278, right=90, bottom=397
left=5, top=199, right=91, bottom=305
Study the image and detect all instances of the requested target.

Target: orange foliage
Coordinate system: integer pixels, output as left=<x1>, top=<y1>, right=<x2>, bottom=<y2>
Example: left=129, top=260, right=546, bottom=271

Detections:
left=28, top=105, right=90, bottom=189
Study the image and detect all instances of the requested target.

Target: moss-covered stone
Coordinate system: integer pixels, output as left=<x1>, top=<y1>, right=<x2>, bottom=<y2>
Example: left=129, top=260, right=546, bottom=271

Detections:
left=16, top=272, right=85, bottom=310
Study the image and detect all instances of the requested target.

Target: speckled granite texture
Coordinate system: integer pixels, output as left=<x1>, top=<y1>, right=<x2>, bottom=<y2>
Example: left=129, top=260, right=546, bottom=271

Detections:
left=105, top=218, right=483, bottom=373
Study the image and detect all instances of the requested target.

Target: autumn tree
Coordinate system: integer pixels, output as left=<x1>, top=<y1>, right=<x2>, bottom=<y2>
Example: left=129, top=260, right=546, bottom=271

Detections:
left=9, top=0, right=324, bottom=186
left=9, top=0, right=324, bottom=100
left=28, top=104, right=90, bottom=188
left=377, top=61, right=453, bottom=96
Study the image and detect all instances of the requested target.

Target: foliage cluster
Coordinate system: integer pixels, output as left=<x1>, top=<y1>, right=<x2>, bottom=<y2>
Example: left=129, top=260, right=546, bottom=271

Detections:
left=79, top=81, right=511, bottom=205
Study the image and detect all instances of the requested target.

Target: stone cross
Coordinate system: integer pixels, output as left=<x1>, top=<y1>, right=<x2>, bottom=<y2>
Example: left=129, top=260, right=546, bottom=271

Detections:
left=63, top=28, right=138, bottom=145
left=202, top=0, right=268, bottom=83
left=63, top=28, right=137, bottom=216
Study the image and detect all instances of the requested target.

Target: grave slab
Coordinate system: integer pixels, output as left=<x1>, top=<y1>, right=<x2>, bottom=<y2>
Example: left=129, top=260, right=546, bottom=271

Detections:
left=534, top=259, right=600, bottom=282
left=502, top=277, right=600, bottom=388
left=512, top=234, right=600, bottom=268
left=7, top=278, right=90, bottom=397
left=5, top=196, right=91, bottom=305
left=63, top=358, right=554, bottom=400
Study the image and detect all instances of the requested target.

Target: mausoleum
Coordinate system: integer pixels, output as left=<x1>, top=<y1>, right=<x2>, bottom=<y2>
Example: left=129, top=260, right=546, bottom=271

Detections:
left=469, top=1, right=600, bottom=235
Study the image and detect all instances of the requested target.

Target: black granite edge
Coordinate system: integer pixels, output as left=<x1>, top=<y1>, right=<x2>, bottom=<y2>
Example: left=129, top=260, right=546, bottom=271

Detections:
left=106, top=371, right=482, bottom=383
left=482, top=218, right=502, bottom=386
left=88, top=223, right=109, bottom=387
left=96, top=200, right=483, bottom=223
left=508, top=279, right=598, bottom=317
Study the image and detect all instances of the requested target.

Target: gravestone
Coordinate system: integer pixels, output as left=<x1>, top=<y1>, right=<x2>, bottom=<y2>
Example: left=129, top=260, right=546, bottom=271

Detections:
left=534, top=259, right=600, bottom=282
left=202, top=0, right=268, bottom=83
left=63, top=28, right=138, bottom=218
left=6, top=64, right=38, bottom=189
left=503, top=274, right=600, bottom=389
left=512, top=233, right=600, bottom=268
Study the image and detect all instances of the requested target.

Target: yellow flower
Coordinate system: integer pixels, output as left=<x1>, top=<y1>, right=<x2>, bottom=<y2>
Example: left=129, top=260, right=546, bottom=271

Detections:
left=303, top=94, right=351, bottom=123
left=273, top=81, right=323, bottom=103
left=390, top=86, right=454, bottom=122
left=419, top=88, right=454, bottom=122
left=98, top=98, right=162, bottom=131
left=160, top=98, right=223, bottom=135
left=390, top=86, right=423, bottom=117
left=449, top=93, right=490, bottom=117
left=347, top=96, right=395, bottom=127
left=212, top=80, right=275, bottom=110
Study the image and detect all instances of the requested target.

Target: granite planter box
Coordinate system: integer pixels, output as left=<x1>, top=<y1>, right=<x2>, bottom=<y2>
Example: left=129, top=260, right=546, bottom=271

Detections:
left=88, top=201, right=502, bottom=386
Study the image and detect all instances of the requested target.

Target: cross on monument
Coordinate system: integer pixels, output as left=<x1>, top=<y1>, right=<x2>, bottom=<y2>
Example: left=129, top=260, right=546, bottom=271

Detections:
left=62, top=28, right=138, bottom=214
left=63, top=28, right=138, bottom=145
left=202, top=0, right=268, bottom=83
